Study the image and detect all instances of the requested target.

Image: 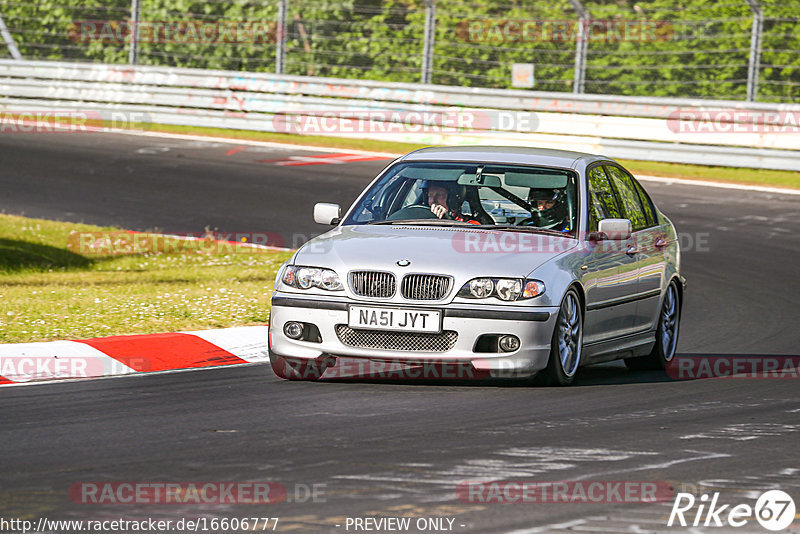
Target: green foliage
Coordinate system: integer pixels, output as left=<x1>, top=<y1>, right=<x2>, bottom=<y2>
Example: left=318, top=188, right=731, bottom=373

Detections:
left=0, top=0, right=797, bottom=101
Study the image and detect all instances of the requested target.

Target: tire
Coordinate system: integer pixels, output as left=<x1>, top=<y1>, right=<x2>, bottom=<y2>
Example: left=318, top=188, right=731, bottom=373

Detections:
left=536, top=288, right=583, bottom=386
left=269, top=351, right=325, bottom=381
left=625, top=281, right=681, bottom=371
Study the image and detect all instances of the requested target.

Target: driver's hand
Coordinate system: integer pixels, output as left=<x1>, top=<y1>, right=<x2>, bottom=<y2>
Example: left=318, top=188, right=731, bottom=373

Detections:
left=430, top=204, right=448, bottom=219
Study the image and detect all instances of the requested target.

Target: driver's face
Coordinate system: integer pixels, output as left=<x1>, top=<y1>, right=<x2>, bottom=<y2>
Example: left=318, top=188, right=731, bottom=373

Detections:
left=428, top=186, right=448, bottom=208
left=536, top=199, right=556, bottom=211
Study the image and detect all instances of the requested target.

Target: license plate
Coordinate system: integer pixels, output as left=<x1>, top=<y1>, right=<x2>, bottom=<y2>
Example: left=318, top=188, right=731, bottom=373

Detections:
left=348, top=306, right=441, bottom=333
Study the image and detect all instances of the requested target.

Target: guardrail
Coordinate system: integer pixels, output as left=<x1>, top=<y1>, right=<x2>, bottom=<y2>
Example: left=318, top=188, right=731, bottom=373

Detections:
left=1, top=60, right=799, bottom=171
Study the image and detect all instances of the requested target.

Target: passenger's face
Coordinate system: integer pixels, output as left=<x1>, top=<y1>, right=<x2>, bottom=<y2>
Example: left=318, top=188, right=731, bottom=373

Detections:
left=428, top=186, right=448, bottom=208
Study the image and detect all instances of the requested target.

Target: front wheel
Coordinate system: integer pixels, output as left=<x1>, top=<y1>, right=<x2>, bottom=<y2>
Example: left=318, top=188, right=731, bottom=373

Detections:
left=269, top=352, right=325, bottom=381
left=625, top=281, right=681, bottom=371
left=536, top=288, right=583, bottom=386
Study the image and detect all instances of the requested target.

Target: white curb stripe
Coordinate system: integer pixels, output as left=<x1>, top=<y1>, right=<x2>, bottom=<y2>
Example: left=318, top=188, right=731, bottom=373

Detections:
left=0, top=326, right=270, bottom=386
left=182, top=326, right=270, bottom=364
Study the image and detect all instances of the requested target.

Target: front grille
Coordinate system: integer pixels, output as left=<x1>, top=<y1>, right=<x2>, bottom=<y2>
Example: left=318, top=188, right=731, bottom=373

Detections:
left=401, top=274, right=452, bottom=300
left=335, top=325, right=458, bottom=352
left=349, top=271, right=396, bottom=298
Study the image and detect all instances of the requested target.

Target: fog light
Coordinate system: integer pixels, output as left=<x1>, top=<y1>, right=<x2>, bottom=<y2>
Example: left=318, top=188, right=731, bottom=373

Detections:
left=498, top=335, right=520, bottom=352
left=284, top=321, right=304, bottom=339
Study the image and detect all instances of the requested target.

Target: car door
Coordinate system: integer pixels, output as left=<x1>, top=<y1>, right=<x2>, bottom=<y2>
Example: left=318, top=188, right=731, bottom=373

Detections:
left=581, top=165, right=639, bottom=344
left=604, top=164, right=666, bottom=333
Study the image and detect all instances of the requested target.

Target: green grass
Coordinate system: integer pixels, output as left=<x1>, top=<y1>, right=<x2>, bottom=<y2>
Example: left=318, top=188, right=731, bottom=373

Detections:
left=137, top=122, right=800, bottom=190
left=0, top=214, right=292, bottom=343
left=616, top=159, right=800, bottom=190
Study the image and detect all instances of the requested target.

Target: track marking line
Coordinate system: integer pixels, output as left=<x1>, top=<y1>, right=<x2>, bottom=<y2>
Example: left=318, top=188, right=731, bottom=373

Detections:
left=121, top=128, right=402, bottom=158
left=258, top=152, right=392, bottom=166
left=638, top=174, right=800, bottom=196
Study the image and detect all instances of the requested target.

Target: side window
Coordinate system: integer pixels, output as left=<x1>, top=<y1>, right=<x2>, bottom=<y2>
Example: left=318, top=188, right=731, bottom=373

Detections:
left=631, top=177, right=658, bottom=226
left=587, top=165, right=621, bottom=231
left=604, top=165, right=647, bottom=231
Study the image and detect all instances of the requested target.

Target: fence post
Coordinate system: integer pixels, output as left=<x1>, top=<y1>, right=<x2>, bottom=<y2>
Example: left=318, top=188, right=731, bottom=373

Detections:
left=0, top=12, right=22, bottom=60
left=276, top=0, right=287, bottom=74
left=745, top=0, right=763, bottom=102
left=421, top=0, right=436, bottom=84
left=128, top=0, right=140, bottom=65
left=568, top=0, right=588, bottom=94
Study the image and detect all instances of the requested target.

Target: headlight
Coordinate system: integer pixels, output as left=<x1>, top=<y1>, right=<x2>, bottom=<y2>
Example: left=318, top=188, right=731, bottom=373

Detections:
left=296, top=267, right=321, bottom=289
left=458, top=278, right=545, bottom=301
left=282, top=265, right=343, bottom=291
left=469, top=278, right=494, bottom=298
left=320, top=269, right=344, bottom=291
left=495, top=279, right=522, bottom=301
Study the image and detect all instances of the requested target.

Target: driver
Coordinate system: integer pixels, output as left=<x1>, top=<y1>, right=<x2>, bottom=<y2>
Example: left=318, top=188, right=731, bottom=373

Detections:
left=528, top=188, right=570, bottom=232
left=426, top=182, right=481, bottom=224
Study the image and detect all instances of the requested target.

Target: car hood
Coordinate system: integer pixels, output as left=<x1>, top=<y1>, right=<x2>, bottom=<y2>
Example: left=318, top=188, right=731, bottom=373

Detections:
left=294, top=224, right=577, bottom=279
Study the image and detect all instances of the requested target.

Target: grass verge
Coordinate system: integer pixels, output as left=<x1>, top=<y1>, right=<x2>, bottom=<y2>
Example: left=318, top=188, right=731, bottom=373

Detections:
left=137, top=122, right=800, bottom=190
left=0, top=214, right=292, bottom=343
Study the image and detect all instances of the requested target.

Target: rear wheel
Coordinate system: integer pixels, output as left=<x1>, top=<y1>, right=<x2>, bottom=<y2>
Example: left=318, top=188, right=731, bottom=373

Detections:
left=625, top=281, right=681, bottom=371
left=536, top=288, right=583, bottom=386
left=269, top=352, right=325, bottom=381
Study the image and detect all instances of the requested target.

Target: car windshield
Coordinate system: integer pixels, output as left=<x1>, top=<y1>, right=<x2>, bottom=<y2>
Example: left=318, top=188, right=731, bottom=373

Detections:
left=343, top=161, right=578, bottom=235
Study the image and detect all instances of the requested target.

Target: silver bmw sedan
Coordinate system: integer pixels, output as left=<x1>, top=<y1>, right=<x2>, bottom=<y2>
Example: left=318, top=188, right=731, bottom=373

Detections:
left=268, top=146, right=685, bottom=385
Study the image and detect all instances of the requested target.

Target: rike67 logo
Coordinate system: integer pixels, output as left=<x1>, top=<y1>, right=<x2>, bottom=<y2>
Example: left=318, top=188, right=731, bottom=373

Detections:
left=668, top=490, right=795, bottom=531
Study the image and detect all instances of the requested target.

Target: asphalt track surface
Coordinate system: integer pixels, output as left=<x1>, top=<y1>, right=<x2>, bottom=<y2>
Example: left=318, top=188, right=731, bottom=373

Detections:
left=1, top=132, right=799, bottom=533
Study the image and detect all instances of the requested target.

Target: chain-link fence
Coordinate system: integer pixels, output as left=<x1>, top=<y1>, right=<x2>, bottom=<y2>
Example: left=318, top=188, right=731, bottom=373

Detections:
left=0, top=0, right=798, bottom=102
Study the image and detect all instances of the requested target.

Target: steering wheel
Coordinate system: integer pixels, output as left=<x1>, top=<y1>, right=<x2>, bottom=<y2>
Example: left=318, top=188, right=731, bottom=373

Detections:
left=517, top=211, right=541, bottom=227
left=387, top=204, right=441, bottom=220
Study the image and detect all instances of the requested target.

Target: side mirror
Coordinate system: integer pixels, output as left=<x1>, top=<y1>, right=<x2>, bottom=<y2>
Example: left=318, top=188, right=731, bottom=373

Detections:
left=314, top=203, right=341, bottom=225
left=597, top=218, right=632, bottom=240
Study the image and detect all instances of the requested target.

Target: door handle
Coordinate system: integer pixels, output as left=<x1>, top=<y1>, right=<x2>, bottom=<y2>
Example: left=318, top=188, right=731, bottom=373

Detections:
left=655, top=238, right=669, bottom=248
left=626, top=246, right=638, bottom=256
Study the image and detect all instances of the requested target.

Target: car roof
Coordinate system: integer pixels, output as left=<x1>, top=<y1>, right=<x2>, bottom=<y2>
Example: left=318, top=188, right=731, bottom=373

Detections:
left=398, top=146, right=608, bottom=169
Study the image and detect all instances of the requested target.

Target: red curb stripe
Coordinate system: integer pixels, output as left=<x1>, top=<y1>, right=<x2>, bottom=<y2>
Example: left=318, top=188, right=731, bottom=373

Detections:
left=76, top=333, right=247, bottom=372
left=277, top=154, right=390, bottom=166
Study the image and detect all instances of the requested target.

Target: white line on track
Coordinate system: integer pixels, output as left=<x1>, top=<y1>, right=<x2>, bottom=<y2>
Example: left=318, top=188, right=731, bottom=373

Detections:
left=637, top=174, right=800, bottom=196
left=118, top=128, right=402, bottom=158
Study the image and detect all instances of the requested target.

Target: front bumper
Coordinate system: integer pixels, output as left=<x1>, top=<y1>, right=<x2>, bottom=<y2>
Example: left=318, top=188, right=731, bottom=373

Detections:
left=268, top=294, right=559, bottom=378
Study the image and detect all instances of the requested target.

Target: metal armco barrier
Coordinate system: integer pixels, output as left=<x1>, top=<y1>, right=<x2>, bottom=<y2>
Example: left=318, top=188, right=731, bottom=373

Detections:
left=1, top=60, right=798, bottom=171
